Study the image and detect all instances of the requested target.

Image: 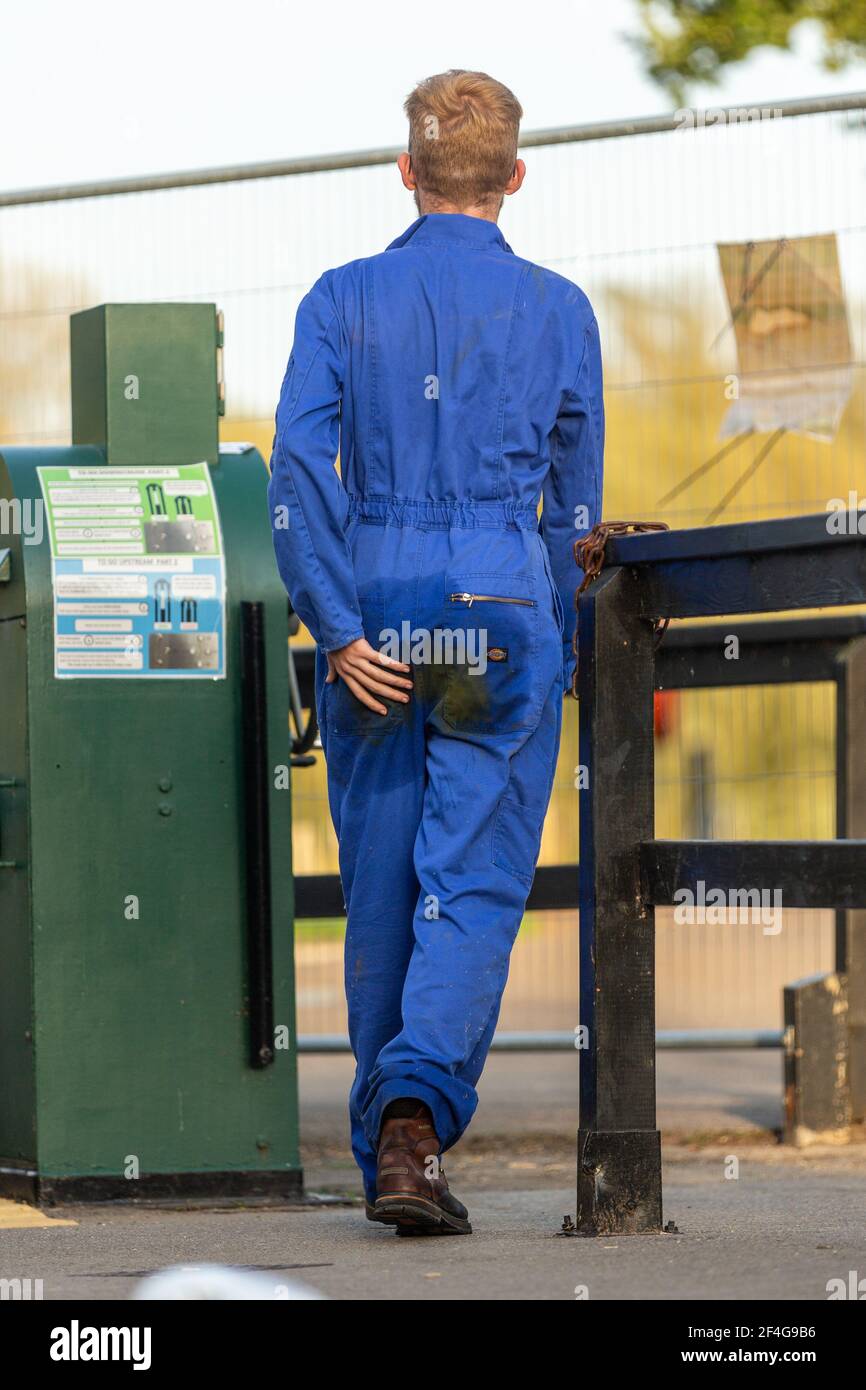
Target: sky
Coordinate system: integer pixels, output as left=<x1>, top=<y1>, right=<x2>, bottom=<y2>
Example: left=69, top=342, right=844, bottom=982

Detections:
left=2, top=0, right=866, bottom=193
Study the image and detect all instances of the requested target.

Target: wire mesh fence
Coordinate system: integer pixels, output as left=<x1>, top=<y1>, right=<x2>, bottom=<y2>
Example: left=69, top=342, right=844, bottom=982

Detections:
left=2, top=93, right=864, bottom=1038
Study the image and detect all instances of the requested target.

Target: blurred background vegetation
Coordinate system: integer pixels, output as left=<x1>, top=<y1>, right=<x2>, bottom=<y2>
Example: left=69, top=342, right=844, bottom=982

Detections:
left=635, top=0, right=866, bottom=104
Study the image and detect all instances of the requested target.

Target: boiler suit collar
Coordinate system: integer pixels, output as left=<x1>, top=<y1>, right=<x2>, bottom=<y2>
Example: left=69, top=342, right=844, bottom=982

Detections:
left=386, top=212, right=513, bottom=254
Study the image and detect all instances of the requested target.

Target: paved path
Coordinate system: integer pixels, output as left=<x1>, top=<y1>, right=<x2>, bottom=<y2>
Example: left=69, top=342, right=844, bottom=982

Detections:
left=3, top=1051, right=862, bottom=1301
left=3, top=1148, right=865, bottom=1301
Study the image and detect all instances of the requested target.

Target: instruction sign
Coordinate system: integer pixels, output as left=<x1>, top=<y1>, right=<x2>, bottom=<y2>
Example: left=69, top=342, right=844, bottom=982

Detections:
left=37, top=463, right=226, bottom=679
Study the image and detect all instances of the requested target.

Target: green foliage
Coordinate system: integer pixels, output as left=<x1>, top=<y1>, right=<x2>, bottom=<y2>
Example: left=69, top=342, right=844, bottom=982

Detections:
left=634, top=0, right=866, bottom=102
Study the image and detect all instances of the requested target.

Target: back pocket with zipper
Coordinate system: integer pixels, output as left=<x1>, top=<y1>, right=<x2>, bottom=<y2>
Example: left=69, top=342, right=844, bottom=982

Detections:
left=439, top=573, right=539, bottom=734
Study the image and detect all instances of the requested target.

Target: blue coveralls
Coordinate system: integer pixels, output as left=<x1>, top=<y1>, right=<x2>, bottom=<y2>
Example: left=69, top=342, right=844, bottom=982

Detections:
left=269, top=213, right=603, bottom=1203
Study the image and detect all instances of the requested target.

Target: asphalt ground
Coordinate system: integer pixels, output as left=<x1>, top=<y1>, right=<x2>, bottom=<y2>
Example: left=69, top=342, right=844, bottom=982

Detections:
left=2, top=1052, right=865, bottom=1301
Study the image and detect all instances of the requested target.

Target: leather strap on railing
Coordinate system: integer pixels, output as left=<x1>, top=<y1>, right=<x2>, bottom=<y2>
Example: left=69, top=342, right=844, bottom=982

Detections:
left=571, top=521, right=671, bottom=698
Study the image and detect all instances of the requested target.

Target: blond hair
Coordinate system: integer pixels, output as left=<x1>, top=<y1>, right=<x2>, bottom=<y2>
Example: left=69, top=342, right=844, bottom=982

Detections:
left=404, top=70, right=523, bottom=210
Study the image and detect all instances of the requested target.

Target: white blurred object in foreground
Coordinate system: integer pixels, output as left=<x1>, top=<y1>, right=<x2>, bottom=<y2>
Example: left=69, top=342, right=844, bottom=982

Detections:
left=132, top=1263, right=326, bottom=1300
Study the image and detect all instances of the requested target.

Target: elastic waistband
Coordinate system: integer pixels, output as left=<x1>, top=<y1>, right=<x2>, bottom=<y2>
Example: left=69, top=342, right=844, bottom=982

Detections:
left=346, top=497, right=539, bottom=532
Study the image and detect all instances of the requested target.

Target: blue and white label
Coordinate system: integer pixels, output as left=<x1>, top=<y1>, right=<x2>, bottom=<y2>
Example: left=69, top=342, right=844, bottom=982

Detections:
left=38, top=463, right=226, bottom=680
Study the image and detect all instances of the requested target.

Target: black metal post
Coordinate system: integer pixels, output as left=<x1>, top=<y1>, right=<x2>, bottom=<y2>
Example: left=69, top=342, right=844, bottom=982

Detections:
left=837, top=636, right=866, bottom=1121
left=577, top=566, right=662, bottom=1234
left=241, top=601, right=275, bottom=1069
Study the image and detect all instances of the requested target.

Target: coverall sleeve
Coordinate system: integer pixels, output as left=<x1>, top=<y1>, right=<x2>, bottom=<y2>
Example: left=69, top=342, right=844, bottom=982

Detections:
left=541, top=314, right=605, bottom=694
left=268, top=275, right=364, bottom=652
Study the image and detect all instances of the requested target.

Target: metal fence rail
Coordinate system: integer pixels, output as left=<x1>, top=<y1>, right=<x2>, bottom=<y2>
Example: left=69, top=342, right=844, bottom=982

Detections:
left=298, top=1029, right=786, bottom=1054
left=2, top=91, right=863, bottom=206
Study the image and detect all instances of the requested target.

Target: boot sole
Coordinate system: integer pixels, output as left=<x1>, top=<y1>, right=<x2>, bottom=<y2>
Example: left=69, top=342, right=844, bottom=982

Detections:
left=370, top=1194, right=472, bottom=1236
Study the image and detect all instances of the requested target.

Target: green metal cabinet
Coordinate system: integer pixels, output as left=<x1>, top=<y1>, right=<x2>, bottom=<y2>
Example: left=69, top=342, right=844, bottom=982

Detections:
left=0, top=304, right=301, bottom=1202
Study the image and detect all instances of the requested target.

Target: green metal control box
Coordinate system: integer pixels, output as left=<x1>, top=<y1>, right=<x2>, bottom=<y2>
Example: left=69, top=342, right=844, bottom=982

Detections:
left=71, top=303, right=223, bottom=467
left=0, top=304, right=301, bottom=1202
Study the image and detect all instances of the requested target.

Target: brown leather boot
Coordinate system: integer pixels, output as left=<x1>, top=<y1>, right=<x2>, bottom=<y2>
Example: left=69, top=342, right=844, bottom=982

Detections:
left=369, top=1104, right=472, bottom=1235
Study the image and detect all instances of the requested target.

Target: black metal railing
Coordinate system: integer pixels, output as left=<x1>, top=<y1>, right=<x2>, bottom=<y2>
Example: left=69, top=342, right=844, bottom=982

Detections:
left=576, top=513, right=866, bottom=1234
